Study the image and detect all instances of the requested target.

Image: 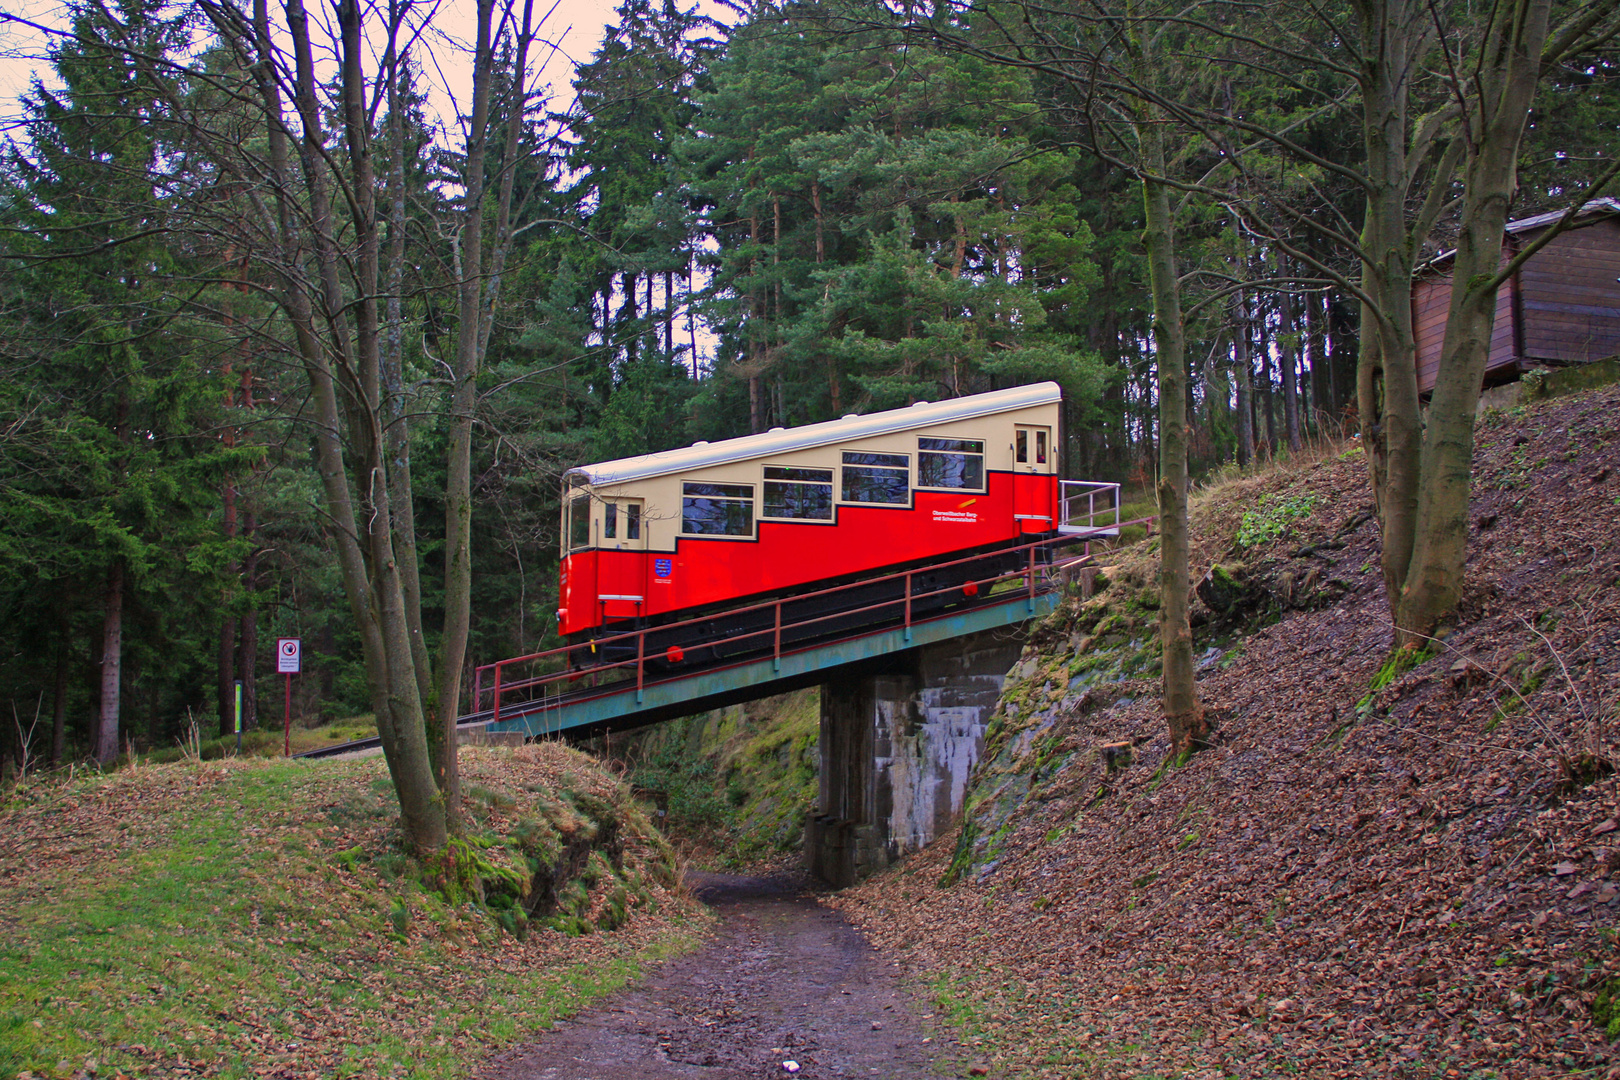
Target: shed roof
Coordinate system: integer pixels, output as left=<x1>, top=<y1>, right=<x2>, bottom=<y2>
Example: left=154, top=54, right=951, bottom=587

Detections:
left=1500, top=196, right=1620, bottom=236
left=566, top=382, right=1063, bottom=487
left=1424, top=197, right=1620, bottom=269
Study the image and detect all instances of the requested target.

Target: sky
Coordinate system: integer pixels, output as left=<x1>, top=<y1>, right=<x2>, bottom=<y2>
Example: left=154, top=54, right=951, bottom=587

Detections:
left=0, top=0, right=636, bottom=132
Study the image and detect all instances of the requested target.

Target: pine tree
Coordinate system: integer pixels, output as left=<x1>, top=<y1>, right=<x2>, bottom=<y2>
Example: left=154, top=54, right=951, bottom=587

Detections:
left=0, top=0, right=248, bottom=763
left=685, top=1, right=1108, bottom=433
left=563, top=0, right=715, bottom=452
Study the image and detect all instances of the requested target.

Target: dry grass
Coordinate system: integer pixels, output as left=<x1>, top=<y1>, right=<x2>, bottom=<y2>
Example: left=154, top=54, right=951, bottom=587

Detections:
left=833, top=386, right=1620, bottom=1078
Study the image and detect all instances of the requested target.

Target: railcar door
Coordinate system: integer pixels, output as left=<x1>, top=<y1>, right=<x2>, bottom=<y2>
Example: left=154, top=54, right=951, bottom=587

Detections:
left=1012, top=425, right=1054, bottom=533
left=597, top=498, right=648, bottom=624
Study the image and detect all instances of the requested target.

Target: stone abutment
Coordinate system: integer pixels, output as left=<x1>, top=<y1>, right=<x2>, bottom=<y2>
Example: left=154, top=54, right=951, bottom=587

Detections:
left=805, top=626, right=1025, bottom=886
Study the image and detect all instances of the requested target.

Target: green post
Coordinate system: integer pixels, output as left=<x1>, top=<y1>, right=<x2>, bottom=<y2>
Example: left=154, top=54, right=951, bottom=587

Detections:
left=234, top=680, right=243, bottom=755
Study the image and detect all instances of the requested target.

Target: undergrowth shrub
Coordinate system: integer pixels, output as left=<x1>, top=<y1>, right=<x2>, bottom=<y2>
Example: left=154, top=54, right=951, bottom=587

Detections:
left=409, top=770, right=673, bottom=939
left=633, top=745, right=731, bottom=831
left=1594, top=979, right=1620, bottom=1041
left=1236, top=493, right=1320, bottom=549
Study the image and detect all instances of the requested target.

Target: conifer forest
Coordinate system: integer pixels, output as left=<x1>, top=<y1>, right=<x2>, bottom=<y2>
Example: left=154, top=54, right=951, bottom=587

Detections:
left=0, top=0, right=1615, bottom=796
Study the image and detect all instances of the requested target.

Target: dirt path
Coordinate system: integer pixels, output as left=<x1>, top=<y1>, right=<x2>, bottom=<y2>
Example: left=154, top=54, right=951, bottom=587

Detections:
left=479, top=872, right=958, bottom=1080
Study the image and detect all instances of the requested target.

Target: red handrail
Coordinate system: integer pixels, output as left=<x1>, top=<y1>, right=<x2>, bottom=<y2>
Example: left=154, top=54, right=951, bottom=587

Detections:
left=476, top=516, right=1148, bottom=726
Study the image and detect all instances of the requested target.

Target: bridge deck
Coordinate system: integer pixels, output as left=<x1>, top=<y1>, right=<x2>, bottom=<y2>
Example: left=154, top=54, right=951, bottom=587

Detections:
left=479, top=587, right=1061, bottom=739
left=296, top=534, right=1111, bottom=759
left=462, top=518, right=1151, bottom=743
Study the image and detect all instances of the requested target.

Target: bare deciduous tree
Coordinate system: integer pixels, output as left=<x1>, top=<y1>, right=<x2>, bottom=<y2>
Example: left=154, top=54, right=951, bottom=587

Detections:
left=137, top=0, right=553, bottom=851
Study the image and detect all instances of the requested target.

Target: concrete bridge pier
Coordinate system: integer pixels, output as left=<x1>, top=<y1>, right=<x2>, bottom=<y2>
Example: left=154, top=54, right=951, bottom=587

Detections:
left=805, top=626, right=1026, bottom=887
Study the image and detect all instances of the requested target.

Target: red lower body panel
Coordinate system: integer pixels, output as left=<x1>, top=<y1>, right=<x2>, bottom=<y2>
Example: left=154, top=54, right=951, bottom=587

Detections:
left=559, top=471, right=1055, bottom=636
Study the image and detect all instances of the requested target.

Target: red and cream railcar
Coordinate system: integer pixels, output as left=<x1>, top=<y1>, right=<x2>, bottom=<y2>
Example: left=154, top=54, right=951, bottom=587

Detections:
left=557, top=382, right=1065, bottom=646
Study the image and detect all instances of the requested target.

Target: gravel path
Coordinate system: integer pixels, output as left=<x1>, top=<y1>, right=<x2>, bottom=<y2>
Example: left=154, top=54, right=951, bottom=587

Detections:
left=478, top=872, right=959, bottom=1080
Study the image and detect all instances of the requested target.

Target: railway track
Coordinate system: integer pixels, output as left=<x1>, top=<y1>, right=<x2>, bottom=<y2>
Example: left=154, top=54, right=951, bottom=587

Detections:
left=293, top=715, right=500, bottom=759
left=293, top=598, right=960, bottom=760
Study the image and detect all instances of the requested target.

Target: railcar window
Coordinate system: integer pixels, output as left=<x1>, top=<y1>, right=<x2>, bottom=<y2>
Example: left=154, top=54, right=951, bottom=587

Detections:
left=603, top=502, right=617, bottom=539
left=569, top=495, right=591, bottom=550
left=1015, top=429, right=1028, bottom=463
left=917, top=438, right=985, bottom=490
left=763, top=465, right=833, bottom=519
left=682, top=482, right=755, bottom=536
left=625, top=503, right=641, bottom=540
left=841, top=451, right=910, bottom=504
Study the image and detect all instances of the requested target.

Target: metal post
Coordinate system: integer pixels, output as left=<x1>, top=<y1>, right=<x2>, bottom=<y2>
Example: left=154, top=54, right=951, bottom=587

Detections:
left=492, top=663, right=503, bottom=726
left=636, top=632, right=645, bottom=705
left=903, top=572, right=913, bottom=643
left=474, top=666, right=483, bottom=715
left=1027, top=545, right=1037, bottom=614
left=284, top=672, right=292, bottom=757
left=773, top=603, right=782, bottom=672
left=234, top=680, right=242, bottom=755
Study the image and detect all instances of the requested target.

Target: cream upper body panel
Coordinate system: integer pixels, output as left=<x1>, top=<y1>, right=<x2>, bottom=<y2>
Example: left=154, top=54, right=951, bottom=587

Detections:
left=564, top=384, right=1061, bottom=553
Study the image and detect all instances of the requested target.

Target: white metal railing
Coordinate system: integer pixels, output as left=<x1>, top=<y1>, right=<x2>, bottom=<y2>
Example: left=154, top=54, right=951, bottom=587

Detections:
left=1058, top=480, right=1122, bottom=535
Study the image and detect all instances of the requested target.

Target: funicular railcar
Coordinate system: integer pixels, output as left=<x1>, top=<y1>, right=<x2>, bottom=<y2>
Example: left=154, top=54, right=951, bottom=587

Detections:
left=557, top=382, right=1070, bottom=665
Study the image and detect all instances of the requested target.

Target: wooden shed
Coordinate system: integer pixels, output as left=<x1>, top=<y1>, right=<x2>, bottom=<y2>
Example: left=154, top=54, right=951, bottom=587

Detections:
left=1413, top=197, right=1620, bottom=395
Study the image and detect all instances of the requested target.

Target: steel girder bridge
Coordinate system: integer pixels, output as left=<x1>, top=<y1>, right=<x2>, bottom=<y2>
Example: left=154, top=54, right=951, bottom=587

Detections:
left=298, top=485, right=1133, bottom=758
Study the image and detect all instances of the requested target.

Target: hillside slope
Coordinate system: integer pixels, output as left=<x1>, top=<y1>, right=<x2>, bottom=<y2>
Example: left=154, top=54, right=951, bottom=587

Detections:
left=835, top=384, right=1620, bottom=1079
left=0, top=746, right=705, bottom=1079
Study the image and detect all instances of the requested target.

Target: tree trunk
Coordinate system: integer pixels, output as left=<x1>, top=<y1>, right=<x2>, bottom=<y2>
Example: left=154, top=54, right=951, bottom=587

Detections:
left=51, top=620, right=68, bottom=766
left=665, top=269, right=675, bottom=356
left=1330, top=296, right=1356, bottom=420
left=1354, top=31, right=1466, bottom=641
left=1234, top=292, right=1254, bottom=467
left=1258, top=310, right=1277, bottom=454
left=383, top=18, right=433, bottom=720
left=1281, top=290, right=1303, bottom=453
left=217, top=612, right=237, bottom=737
left=238, top=509, right=259, bottom=729
left=1395, top=0, right=1553, bottom=641
left=1207, top=350, right=1232, bottom=462
left=688, top=256, right=699, bottom=377
left=748, top=209, right=765, bottom=432
left=271, top=0, right=445, bottom=852
left=218, top=474, right=238, bottom=735
left=1135, top=113, right=1205, bottom=755
left=95, top=560, right=124, bottom=765
left=1293, top=324, right=1309, bottom=437
left=1100, top=310, right=1123, bottom=470
left=622, top=269, right=638, bottom=363
left=1352, top=0, right=1444, bottom=626
left=434, top=0, right=500, bottom=823
left=436, top=0, right=535, bottom=818
left=1306, top=291, right=1331, bottom=431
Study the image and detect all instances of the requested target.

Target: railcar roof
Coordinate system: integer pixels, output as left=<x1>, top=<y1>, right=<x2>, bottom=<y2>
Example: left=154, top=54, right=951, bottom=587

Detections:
left=566, top=382, right=1062, bottom=487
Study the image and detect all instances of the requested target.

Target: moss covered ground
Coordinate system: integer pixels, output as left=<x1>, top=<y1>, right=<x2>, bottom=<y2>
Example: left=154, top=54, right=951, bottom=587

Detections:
left=611, top=689, right=820, bottom=868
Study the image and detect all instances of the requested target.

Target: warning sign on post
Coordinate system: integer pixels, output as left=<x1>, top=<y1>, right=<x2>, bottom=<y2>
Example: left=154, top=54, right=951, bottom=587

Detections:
left=276, top=638, right=302, bottom=674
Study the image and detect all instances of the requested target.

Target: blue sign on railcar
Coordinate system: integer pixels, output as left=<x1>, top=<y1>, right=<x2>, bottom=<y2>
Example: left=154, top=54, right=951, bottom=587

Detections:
left=654, top=558, right=673, bottom=579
